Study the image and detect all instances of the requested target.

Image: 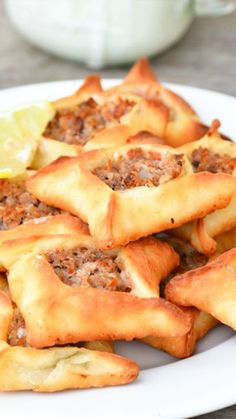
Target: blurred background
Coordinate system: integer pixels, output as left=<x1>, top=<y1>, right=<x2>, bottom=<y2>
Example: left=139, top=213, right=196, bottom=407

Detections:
left=0, top=0, right=235, bottom=95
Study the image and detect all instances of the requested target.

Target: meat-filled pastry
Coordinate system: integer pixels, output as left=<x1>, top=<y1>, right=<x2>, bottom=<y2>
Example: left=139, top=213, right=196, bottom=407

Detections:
left=33, top=72, right=168, bottom=168
left=165, top=248, right=236, bottom=331
left=142, top=236, right=218, bottom=358
left=0, top=234, right=190, bottom=348
left=27, top=144, right=236, bottom=249
left=0, top=288, right=138, bottom=392
left=173, top=122, right=236, bottom=254
left=102, top=58, right=207, bottom=147
left=32, top=74, right=103, bottom=168
left=0, top=174, right=88, bottom=269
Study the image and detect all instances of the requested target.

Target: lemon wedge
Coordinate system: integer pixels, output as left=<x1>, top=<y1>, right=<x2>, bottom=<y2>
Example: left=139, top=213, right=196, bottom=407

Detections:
left=0, top=101, right=55, bottom=178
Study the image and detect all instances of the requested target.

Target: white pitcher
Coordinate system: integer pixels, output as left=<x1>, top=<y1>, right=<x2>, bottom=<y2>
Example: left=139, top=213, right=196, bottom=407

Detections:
left=5, top=0, right=235, bottom=68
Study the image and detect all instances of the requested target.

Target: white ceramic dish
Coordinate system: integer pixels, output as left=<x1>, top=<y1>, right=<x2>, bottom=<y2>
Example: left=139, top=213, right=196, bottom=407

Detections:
left=0, top=80, right=236, bottom=419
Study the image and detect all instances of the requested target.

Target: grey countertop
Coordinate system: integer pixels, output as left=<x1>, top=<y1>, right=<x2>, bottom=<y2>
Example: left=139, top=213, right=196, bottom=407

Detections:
left=0, top=1, right=236, bottom=418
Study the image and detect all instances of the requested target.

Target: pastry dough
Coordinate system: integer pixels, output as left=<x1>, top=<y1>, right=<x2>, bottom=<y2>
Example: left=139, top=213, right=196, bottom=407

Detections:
left=0, top=175, right=88, bottom=266
left=215, top=227, right=236, bottom=254
left=165, top=248, right=236, bottom=331
left=173, top=123, right=236, bottom=254
left=52, top=74, right=103, bottom=110
left=142, top=308, right=218, bottom=358
left=102, top=58, right=208, bottom=147
left=33, top=71, right=168, bottom=168
left=84, top=99, right=168, bottom=151
left=32, top=75, right=103, bottom=169
left=0, top=290, right=139, bottom=391
left=0, top=234, right=190, bottom=347
left=141, top=236, right=217, bottom=357
left=26, top=143, right=236, bottom=249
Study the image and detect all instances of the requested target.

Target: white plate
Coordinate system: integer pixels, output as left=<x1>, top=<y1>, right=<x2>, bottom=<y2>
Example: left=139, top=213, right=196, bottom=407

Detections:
left=0, top=80, right=236, bottom=419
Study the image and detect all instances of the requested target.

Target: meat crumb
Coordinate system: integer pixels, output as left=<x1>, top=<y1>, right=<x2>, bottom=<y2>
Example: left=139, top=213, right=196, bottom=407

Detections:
left=46, top=248, right=131, bottom=292
left=43, top=97, right=135, bottom=145
left=0, top=179, right=61, bottom=231
left=191, top=147, right=236, bottom=174
left=93, top=148, right=184, bottom=190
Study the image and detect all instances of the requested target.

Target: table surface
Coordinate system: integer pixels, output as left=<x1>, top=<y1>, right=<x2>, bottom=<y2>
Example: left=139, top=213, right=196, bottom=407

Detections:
left=0, top=1, right=236, bottom=418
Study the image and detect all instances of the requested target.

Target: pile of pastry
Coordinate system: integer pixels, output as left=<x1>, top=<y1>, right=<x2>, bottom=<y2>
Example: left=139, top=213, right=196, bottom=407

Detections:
left=0, top=59, right=236, bottom=392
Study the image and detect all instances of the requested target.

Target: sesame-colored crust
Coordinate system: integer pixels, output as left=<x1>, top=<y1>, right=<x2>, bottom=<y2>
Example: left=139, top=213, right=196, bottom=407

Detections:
left=26, top=144, right=236, bottom=249
left=142, top=308, right=218, bottom=358
left=1, top=234, right=190, bottom=347
left=0, top=291, right=139, bottom=392
left=173, top=130, right=236, bottom=254
left=165, top=249, right=236, bottom=330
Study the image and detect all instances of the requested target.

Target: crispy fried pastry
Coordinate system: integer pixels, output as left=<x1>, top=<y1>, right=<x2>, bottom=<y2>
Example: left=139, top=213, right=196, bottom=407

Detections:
left=0, top=176, right=88, bottom=266
left=32, top=75, right=104, bottom=168
left=0, top=290, right=139, bottom=392
left=173, top=123, right=236, bottom=254
left=215, top=228, right=236, bottom=253
left=142, top=236, right=217, bottom=357
left=84, top=99, right=168, bottom=151
left=142, top=308, right=218, bottom=358
left=27, top=144, right=236, bottom=249
left=165, top=248, right=236, bottom=331
left=34, top=71, right=168, bottom=168
left=102, top=58, right=207, bottom=147
left=0, top=234, right=190, bottom=347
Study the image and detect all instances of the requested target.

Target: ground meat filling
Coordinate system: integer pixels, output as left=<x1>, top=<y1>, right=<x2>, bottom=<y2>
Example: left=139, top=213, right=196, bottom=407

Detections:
left=8, top=308, right=27, bottom=347
left=0, top=179, right=61, bottom=230
left=93, top=149, right=184, bottom=190
left=191, top=147, right=236, bottom=174
left=46, top=248, right=131, bottom=292
left=43, top=97, right=135, bottom=146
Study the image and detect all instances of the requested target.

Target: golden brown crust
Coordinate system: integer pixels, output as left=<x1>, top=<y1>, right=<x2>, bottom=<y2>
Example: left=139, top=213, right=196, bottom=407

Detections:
left=32, top=75, right=104, bottom=168
left=1, top=234, right=189, bottom=347
left=173, top=130, right=236, bottom=254
left=124, top=58, right=158, bottom=84
left=84, top=99, right=168, bottom=152
left=26, top=144, right=236, bottom=249
left=0, top=291, right=12, bottom=341
left=142, top=308, right=218, bottom=358
left=118, top=237, right=179, bottom=297
left=0, top=294, right=138, bottom=392
left=165, top=248, right=236, bottom=330
left=33, top=59, right=208, bottom=168
left=83, top=340, right=114, bottom=353
left=215, top=228, right=236, bottom=253
left=0, top=289, right=138, bottom=392
left=52, top=75, right=103, bottom=110
left=0, top=344, right=139, bottom=392
left=103, top=58, right=207, bottom=147
left=0, top=214, right=89, bottom=271
left=31, top=137, right=80, bottom=170
left=0, top=213, right=88, bottom=246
